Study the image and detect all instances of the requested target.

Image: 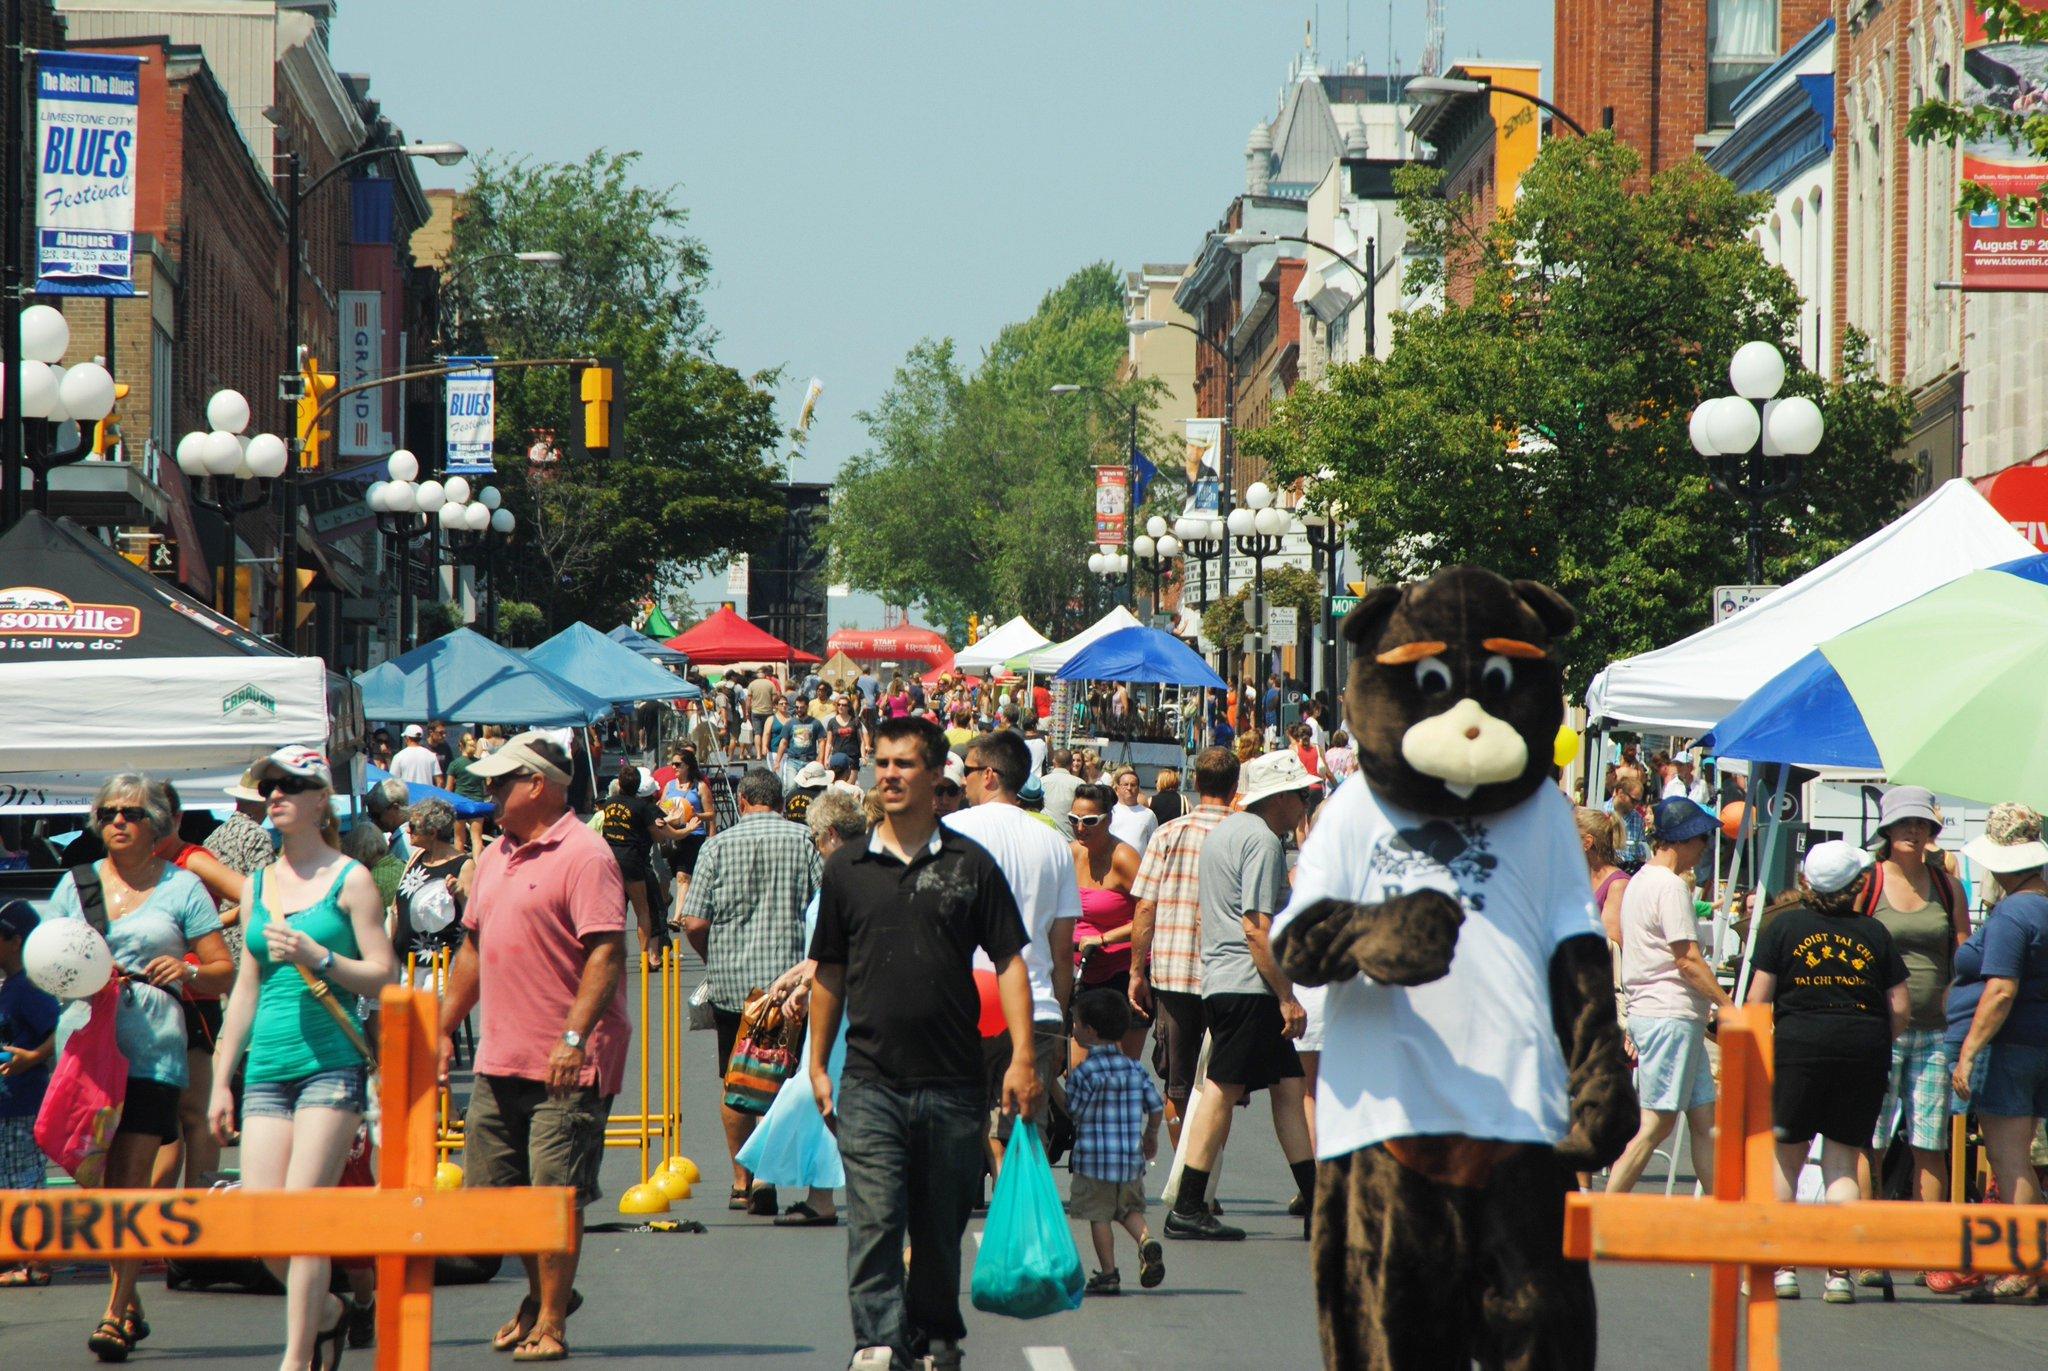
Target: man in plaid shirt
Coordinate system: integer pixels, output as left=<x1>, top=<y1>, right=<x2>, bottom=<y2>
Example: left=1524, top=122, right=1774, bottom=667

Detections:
left=1128, top=747, right=1239, bottom=1143
left=678, top=767, right=822, bottom=1214
left=1066, top=989, right=1165, bottom=1295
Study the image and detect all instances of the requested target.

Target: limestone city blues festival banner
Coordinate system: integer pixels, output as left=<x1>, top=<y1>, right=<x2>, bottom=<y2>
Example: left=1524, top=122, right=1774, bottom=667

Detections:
left=444, top=356, right=496, bottom=475
left=35, top=51, right=141, bottom=296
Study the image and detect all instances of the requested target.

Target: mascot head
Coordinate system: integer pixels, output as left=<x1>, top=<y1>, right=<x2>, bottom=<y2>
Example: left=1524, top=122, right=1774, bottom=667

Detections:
left=1342, top=566, right=1575, bottom=818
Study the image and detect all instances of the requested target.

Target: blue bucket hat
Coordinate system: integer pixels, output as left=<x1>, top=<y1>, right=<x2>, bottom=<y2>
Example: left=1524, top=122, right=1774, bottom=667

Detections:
left=1652, top=798, right=1718, bottom=845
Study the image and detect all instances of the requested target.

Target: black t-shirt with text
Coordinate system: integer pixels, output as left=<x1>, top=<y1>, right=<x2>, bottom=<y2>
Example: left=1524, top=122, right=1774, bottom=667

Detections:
left=809, top=826, right=1027, bottom=1087
left=599, top=794, right=662, bottom=858
left=1753, top=904, right=1907, bottom=1060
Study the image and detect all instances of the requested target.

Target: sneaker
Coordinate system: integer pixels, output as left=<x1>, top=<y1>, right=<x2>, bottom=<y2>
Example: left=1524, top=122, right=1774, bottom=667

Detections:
left=1772, top=1267, right=1800, bottom=1300
left=1138, top=1238, right=1165, bottom=1289
left=1287, top=1192, right=1308, bottom=1217
left=1823, top=1271, right=1855, bottom=1304
left=850, top=1349, right=896, bottom=1371
left=1164, top=1208, right=1246, bottom=1242
left=1085, top=1268, right=1122, bottom=1296
left=1853, top=1268, right=1888, bottom=1288
left=1925, top=1270, right=1983, bottom=1295
left=1964, top=1273, right=2043, bottom=1304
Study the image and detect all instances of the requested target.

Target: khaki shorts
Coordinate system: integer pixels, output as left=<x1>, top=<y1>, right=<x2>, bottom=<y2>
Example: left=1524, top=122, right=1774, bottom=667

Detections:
left=987, top=1022, right=1068, bottom=1142
left=1069, top=1172, right=1146, bottom=1223
left=464, top=1074, right=614, bottom=1209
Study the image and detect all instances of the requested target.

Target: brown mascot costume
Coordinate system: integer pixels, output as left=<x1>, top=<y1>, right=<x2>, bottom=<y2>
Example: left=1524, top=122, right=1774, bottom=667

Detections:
left=1270, top=566, right=1636, bottom=1371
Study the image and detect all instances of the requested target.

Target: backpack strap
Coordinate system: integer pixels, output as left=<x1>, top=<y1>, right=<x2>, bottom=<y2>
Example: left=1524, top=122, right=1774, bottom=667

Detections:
left=1856, top=862, right=1884, bottom=918
left=68, top=862, right=109, bottom=936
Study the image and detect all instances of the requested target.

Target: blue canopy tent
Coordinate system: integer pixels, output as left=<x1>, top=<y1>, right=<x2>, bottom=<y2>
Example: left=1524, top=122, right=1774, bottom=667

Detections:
left=1053, top=626, right=1228, bottom=690
left=608, top=623, right=691, bottom=669
left=529, top=622, right=701, bottom=705
left=355, top=627, right=612, bottom=727
left=363, top=762, right=495, bottom=819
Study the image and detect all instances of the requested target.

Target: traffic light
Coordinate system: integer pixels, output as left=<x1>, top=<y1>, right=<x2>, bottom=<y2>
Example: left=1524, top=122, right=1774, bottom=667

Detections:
left=296, top=356, right=337, bottom=471
left=91, top=381, right=130, bottom=457
left=570, top=355, right=623, bottom=458
left=967, top=613, right=981, bottom=644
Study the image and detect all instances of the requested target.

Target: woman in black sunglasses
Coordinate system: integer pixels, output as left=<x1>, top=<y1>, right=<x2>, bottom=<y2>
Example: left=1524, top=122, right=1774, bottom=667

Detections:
left=46, top=773, right=234, bottom=1362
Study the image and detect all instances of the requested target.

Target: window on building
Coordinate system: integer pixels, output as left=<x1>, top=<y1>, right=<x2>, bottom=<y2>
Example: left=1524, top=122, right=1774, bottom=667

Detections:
left=1708, top=0, right=1779, bottom=127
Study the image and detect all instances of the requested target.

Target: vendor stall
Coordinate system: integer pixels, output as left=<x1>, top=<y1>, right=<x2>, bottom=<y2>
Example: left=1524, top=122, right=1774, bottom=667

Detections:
left=665, top=605, right=820, bottom=667
left=530, top=622, right=700, bottom=704
left=952, top=615, right=1050, bottom=674
left=356, top=627, right=612, bottom=727
left=608, top=622, right=691, bottom=669
left=826, top=624, right=955, bottom=676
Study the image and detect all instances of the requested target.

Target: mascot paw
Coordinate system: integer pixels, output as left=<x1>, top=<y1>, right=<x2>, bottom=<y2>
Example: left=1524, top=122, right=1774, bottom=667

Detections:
left=1278, top=891, right=1466, bottom=987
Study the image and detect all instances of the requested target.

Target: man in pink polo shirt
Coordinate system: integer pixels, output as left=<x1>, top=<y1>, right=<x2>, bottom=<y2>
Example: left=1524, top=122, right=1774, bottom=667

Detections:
left=439, top=731, right=629, bottom=1363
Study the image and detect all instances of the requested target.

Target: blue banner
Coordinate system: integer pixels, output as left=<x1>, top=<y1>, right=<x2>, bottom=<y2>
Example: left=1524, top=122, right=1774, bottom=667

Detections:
left=444, top=356, right=496, bottom=475
left=35, top=51, right=140, bottom=296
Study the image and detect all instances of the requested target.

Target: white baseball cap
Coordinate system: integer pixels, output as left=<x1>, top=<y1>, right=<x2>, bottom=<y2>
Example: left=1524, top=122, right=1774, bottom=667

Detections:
left=1802, top=839, right=1874, bottom=895
left=402, top=723, right=425, bottom=738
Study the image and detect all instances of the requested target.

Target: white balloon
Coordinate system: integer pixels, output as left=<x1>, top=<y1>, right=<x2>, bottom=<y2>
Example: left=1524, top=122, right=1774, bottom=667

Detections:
left=175, top=431, right=209, bottom=476
left=443, top=476, right=472, bottom=505
left=19, top=304, right=69, bottom=365
left=1705, top=396, right=1761, bottom=455
left=464, top=500, right=491, bottom=531
left=1765, top=394, right=1825, bottom=456
left=387, top=449, right=420, bottom=482
left=206, top=388, right=252, bottom=435
left=59, top=362, right=117, bottom=423
left=365, top=479, right=390, bottom=513
left=384, top=480, right=417, bottom=513
left=23, top=919, right=113, bottom=1000
left=18, top=361, right=55, bottom=419
left=478, top=485, right=502, bottom=510
left=490, top=507, right=515, bottom=534
left=202, top=429, right=243, bottom=476
left=246, top=432, right=289, bottom=479
left=437, top=499, right=466, bottom=529
left=415, top=479, right=447, bottom=512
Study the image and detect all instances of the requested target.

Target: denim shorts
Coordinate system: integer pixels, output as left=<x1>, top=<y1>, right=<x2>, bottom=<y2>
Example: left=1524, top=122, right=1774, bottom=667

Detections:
left=1967, top=1041, right=2048, bottom=1121
left=242, top=1066, right=369, bottom=1121
left=1631, top=1014, right=1716, bottom=1113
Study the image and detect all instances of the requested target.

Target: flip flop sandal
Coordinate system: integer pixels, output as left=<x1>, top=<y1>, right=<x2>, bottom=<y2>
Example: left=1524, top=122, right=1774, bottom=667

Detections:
left=491, top=1290, right=583, bottom=1352
left=772, top=1202, right=838, bottom=1227
left=88, top=1318, right=132, bottom=1363
left=0, top=1266, right=50, bottom=1287
left=512, top=1326, right=568, bottom=1363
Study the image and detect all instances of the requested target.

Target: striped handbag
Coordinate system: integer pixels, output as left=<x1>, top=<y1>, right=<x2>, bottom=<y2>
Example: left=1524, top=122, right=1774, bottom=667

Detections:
left=721, top=988, right=801, bottom=1115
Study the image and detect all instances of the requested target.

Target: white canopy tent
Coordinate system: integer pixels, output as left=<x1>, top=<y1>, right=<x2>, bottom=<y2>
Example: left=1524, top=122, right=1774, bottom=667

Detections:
left=1585, top=479, right=2034, bottom=733
left=1012, top=605, right=1144, bottom=673
left=952, top=615, right=1051, bottom=673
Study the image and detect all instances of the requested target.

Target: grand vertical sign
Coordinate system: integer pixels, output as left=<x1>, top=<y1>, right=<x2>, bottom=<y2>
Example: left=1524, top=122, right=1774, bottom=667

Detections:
left=34, top=51, right=141, bottom=296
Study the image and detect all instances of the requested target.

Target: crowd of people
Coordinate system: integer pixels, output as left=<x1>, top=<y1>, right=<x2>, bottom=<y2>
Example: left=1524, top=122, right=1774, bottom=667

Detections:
left=14, top=669, right=2048, bottom=1366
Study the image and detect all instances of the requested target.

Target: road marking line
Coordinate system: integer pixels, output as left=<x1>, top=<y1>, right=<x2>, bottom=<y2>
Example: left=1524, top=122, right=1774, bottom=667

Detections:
left=1023, top=1349, right=1077, bottom=1371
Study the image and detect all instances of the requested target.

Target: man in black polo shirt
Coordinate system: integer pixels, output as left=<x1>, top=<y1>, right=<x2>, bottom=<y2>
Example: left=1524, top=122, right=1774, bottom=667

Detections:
left=810, top=715, right=1041, bottom=1371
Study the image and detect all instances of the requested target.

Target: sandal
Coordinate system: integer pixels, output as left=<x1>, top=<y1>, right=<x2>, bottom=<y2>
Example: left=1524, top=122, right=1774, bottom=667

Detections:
left=88, top=1318, right=133, bottom=1363
left=491, top=1290, right=584, bottom=1353
left=512, top=1325, right=568, bottom=1362
left=121, top=1309, right=150, bottom=1344
left=0, top=1264, right=50, bottom=1287
left=728, top=1186, right=750, bottom=1211
left=772, top=1201, right=838, bottom=1227
left=312, top=1296, right=347, bottom=1370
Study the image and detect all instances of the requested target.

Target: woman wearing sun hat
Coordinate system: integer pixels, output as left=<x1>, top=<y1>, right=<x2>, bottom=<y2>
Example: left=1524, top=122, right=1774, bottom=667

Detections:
left=1946, top=803, right=2048, bottom=1302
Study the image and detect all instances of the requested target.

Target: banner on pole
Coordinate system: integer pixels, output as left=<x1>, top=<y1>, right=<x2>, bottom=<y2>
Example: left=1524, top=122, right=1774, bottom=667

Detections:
left=727, top=556, right=749, bottom=597
left=444, top=356, right=496, bottom=475
left=338, top=292, right=391, bottom=458
left=1095, top=465, right=1129, bottom=546
left=1960, top=2, right=2048, bottom=291
left=34, top=51, right=141, bottom=296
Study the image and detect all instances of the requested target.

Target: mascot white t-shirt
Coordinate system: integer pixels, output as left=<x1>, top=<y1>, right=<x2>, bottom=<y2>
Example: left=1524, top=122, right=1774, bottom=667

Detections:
left=1273, top=776, right=1603, bottom=1160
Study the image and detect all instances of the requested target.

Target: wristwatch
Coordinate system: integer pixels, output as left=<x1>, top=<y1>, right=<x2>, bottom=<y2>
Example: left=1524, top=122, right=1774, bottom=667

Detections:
left=315, top=948, right=334, bottom=974
left=561, top=1029, right=584, bottom=1050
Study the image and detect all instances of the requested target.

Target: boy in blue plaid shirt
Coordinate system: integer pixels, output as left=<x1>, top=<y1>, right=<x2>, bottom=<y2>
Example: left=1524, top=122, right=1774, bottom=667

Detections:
left=1066, top=989, right=1165, bottom=1294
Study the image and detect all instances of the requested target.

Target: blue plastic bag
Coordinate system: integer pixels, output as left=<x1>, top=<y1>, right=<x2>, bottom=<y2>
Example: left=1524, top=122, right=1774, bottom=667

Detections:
left=970, top=1120, right=1085, bottom=1318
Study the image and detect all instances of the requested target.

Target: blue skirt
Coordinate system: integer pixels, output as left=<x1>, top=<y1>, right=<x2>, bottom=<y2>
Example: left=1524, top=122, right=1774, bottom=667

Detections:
left=735, top=1021, right=846, bottom=1189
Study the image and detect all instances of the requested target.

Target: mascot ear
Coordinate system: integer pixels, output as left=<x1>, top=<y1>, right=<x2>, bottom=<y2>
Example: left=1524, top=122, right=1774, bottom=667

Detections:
left=1511, top=579, right=1577, bottom=639
left=1341, top=585, right=1402, bottom=649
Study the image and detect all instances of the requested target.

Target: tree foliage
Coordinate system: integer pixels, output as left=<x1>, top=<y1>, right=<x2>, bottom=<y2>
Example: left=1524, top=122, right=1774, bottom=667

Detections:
left=824, top=265, right=1174, bottom=641
left=1201, top=564, right=1322, bottom=654
left=446, top=151, right=786, bottom=631
left=1243, top=132, right=1916, bottom=694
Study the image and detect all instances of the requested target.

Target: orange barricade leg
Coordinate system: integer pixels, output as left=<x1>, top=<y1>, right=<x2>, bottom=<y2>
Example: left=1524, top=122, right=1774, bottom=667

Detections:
left=375, top=986, right=442, bottom=1369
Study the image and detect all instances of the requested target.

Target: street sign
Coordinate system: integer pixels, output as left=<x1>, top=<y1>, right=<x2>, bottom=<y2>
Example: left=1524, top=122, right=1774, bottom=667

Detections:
left=1330, top=594, right=1360, bottom=617
left=1712, top=584, right=1777, bottom=623
left=1267, top=605, right=1298, bottom=642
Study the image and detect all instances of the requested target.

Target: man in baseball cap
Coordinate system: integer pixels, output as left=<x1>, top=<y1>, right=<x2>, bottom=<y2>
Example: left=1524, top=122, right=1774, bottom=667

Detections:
left=466, top=730, right=573, bottom=790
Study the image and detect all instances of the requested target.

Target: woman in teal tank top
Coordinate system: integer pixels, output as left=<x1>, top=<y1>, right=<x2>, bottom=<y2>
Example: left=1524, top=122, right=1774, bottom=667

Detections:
left=207, top=747, right=396, bottom=1370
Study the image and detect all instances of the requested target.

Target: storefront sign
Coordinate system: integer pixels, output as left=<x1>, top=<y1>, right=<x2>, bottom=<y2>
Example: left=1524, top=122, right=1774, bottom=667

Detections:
left=1095, top=465, right=1129, bottom=546
left=444, top=356, right=495, bottom=475
left=0, top=585, right=138, bottom=641
left=34, top=51, right=141, bottom=295
left=1961, top=2, right=2048, bottom=291
left=1981, top=461, right=2048, bottom=549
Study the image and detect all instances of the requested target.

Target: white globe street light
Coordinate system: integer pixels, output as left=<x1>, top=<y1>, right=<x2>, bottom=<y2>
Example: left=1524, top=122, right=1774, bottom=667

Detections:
left=1690, top=339, right=1821, bottom=584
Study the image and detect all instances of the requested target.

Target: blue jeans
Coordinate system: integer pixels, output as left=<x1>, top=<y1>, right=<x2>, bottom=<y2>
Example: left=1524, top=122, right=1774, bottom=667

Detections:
left=838, top=1076, right=985, bottom=1363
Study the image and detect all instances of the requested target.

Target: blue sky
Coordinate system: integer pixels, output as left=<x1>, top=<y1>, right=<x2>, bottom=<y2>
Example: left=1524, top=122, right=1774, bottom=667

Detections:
left=332, top=1, right=1553, bottom=628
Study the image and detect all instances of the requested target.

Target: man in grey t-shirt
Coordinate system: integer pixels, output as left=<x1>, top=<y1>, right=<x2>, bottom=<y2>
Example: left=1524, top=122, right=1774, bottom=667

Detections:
left=1167, top=751, right=1319, bottom=1242
left=1039, top=749, right=1082, bottom=837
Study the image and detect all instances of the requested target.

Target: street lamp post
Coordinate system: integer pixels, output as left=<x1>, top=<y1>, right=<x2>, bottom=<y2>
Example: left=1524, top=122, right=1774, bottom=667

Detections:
left=1228, top=480, right=1293, bottom=732
left=1173, top=513, right=1226, bottom=611
left=442, top=484, right=516, bottom=637
left=9, top=305, right=121, bottom=514
left=1403, top=74, right=1590, bottom=137
left=1132, top=515, right=1181, bottom=623
left=173, top=388, right=291, bottom=626
left=1221, top=230, right=1379, bottom=357
left=281, top=139, right=466, bottom=645
left=1052, top=384, right=1141, bottom=608
left=1298, top=493, right=1346, bottom=707
left=363, top=449, right=433, bottom=652
left=1085, top=545, right=1128, bottom=619
left=1687, top=341, right=1824, bottom=586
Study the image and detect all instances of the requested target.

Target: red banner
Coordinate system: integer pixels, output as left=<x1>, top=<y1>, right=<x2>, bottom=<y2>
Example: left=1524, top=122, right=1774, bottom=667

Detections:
left=1094, top=465, right=1128, bottom=546
left=1962, top=1, right=2048, bottom=291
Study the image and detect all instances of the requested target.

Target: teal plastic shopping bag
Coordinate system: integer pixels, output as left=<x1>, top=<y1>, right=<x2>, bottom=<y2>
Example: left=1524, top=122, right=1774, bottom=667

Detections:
left=970, top=1119, right=1085, bottom=1318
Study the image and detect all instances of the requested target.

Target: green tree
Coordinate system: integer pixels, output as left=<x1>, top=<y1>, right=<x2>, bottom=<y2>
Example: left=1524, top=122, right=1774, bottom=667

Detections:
left=1244, top=133, right=1915, bottom=694
left=446, top=152, right=786, bottom=631
left=1201, top=564, right=1322, bottom=654
left=494, top=600, right=545, bottom=647
left=825, top=265, right=1174, bottom=641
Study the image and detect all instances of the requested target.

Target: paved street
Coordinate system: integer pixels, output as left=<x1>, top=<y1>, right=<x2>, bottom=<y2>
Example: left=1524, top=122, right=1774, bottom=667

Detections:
left=4, top=960, right=2048, bottom=1367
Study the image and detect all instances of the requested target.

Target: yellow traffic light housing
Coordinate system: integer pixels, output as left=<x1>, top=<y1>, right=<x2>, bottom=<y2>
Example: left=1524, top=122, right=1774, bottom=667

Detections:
left=92, top=381, right=130, bottom=457
left=967, top=613, right=981, bottom=644
left=570, top=355, right=623, bottom=458
left=297, top=356, right=337, bottom=471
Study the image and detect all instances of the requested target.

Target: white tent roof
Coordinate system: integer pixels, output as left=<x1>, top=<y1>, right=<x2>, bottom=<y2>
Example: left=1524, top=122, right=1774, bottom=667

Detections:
left=953, top=615, right=1051, bottom=673
left=1586, top=479, right=2036, bottom=733
left=1016, top=606, right=1145, bottom=672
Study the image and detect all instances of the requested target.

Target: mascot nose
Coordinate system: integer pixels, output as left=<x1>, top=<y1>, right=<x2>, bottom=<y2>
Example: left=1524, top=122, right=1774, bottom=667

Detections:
left=1464, top=727, right=1481, bottom=741
left=1400, top=697, right=1530, bottom=799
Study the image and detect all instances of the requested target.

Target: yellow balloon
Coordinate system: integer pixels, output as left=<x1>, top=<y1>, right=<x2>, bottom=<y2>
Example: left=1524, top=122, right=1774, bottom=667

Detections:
left=618, top=1182, right=671, bottom=1216
left=653, top=1168, right=694, bottom=1202
left=1553, top=725, right=1581, bottom=769
left=434, top=1162, right=464, bottom=1192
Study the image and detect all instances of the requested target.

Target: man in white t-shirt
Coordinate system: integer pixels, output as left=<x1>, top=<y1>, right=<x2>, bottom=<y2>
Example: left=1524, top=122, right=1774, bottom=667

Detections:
left=944, top=729, right=1079, bottom=1168
left=1606, top=797, right=1734, bottom=1196
left=390, top=724, right=443, bottom=788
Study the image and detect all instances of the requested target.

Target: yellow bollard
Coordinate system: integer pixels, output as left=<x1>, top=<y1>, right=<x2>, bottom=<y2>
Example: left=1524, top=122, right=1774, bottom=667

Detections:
left=637, top=946, right=652, bottom=1184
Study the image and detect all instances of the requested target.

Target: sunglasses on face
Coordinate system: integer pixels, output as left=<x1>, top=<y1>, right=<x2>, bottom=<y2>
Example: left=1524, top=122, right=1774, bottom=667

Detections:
left=95, top=805, right=150, bottom=827
left=485, top=770, right=536, bottom=792
left=1073, top=812, right=1109, bottom=829
left=258, top=776, right=318, bottom=798
left=935, top=783, right=963, bottom=798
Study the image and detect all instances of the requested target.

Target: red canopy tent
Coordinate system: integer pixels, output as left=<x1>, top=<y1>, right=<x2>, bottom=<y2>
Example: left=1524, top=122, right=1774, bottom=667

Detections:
left=666, top=606, right=821, bottom=666
left=826, top=625, right=956, bottom=676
